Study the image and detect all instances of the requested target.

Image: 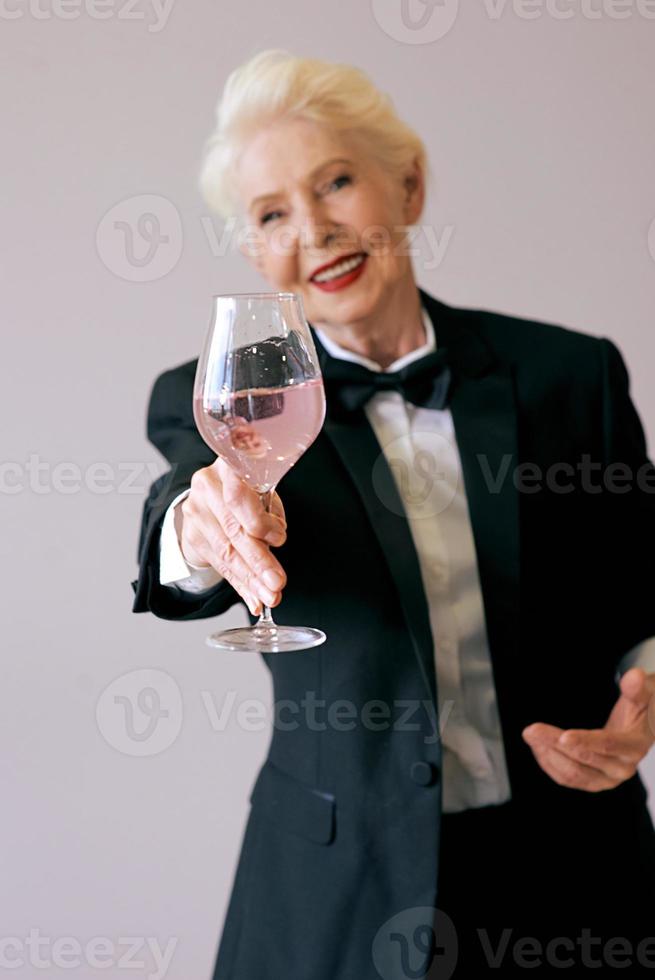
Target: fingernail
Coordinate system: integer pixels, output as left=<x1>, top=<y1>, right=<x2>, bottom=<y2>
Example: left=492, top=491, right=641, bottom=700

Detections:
left=262, top=569, right=284, bottom=590
left=265, top=530, right=285, bottom=546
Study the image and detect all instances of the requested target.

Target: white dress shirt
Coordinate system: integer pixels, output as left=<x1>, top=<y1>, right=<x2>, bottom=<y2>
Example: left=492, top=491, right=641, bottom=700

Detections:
left=159, top=307, right=655, bottom=812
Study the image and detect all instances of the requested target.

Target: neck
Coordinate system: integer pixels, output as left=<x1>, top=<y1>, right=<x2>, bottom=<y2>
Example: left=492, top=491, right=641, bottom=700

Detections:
left=312, top=279, right=425, bottom=370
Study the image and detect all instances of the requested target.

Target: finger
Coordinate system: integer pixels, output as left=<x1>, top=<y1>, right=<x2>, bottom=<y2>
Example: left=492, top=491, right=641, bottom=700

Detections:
left=554, top=735, right=637, bottom=781
left=234, top=584, right=263, bottom=617
left=269, top=491, right=286, bottom=525
left=558, top=729, right=646, bottom=764
left=181, top=509, right=283, bottom=607
left=201, top=494, right=287, bottom=592
left=217, top=459, right=287, bottom=543
left=195, top=481, right=287, bottom=586
left=182, top=534, right=263, bottom=617
left=241, top=589, right=263, bottom=617
left=180, top=517, right=261, bottom=612
left=522, top=723, right=564, bottom=747
left=530, top=743, right=618, bottom=792
left=619, top=668, right=655, bottom=708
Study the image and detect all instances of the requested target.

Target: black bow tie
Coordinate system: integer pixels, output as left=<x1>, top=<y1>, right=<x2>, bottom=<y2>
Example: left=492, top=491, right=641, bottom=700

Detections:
left=320, top=348, right=452, bottom=417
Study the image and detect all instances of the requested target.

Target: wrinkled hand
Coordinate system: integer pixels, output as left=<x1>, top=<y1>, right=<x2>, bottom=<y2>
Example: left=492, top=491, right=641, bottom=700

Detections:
left=178, top=457, right=287, bottom=616
left=521, top=668, right=655, bottom=792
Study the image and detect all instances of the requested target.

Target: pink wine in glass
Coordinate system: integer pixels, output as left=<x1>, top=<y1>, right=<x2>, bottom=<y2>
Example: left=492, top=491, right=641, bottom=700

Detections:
left=193, top=291, right=327, bottom=653
left=194, top=378, right=325, bottom=493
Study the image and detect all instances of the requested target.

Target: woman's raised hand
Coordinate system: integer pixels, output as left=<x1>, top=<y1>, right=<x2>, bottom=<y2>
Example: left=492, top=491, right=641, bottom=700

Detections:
left=178, top=457, right=287, bottom=615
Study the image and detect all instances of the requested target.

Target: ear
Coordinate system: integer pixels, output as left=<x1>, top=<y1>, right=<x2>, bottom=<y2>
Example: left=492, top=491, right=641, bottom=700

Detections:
left=402, top=158, right=425, bottom=225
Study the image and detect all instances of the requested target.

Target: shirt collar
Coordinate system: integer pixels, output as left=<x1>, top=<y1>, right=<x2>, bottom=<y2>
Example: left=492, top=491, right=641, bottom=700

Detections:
left=313, top=306, right=436, bottom=374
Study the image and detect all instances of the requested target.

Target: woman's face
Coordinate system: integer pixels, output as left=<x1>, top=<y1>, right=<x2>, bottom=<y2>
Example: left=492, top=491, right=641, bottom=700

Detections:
left=234, top=117, right=423, bottom=329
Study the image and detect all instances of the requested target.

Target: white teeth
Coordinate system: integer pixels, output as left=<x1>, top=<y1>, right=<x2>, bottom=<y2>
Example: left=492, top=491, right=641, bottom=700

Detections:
left=312, top=253, right=365, bottom=283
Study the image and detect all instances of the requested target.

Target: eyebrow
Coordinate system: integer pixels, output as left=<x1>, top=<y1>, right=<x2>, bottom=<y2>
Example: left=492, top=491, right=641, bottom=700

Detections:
left=248, top=157, right=354, bottom=211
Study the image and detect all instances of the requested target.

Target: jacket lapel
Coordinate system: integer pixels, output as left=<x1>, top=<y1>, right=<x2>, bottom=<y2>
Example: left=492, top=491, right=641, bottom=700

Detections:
left=309, top=289, right=521, bottom=721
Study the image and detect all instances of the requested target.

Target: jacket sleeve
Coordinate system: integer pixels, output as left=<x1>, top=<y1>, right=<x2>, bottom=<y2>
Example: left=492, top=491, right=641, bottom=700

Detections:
left=599, top=337, right=655, bottom=662
left=130, top=365, right=241, bottom=620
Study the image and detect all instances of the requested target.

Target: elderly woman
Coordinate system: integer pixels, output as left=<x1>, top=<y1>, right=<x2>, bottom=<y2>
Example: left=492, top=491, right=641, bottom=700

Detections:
left=132, top=50, right=655, bottom=979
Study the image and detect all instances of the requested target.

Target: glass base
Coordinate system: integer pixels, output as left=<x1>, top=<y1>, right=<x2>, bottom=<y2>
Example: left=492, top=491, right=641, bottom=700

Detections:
left=206, top=623, right=326, bottom=653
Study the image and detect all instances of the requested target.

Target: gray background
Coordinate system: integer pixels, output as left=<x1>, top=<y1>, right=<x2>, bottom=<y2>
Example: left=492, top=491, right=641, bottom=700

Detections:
left=2, top=2, right=655, bottom=977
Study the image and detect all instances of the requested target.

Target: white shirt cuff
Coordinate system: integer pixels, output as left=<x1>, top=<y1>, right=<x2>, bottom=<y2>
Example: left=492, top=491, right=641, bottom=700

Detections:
left=159, top=488, right=224, bottom=593
left=615, top=637, right=655, bottom=682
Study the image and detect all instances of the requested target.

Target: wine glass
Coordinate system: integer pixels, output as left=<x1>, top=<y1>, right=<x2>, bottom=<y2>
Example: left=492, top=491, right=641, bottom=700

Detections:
left=192, top=292, right=327, bottom=653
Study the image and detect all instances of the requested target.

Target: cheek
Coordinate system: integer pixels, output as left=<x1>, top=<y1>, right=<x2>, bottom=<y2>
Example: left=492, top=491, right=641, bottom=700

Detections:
left=260, top=245, right=296, bottom=285
left=363, top=229, right=406, bottom=273
left=355, top=203, right=406, bottom=268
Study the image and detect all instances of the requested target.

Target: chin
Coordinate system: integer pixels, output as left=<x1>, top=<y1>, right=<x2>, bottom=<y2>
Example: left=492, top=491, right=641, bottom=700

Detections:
left=315, top=284, right=381, bottom=320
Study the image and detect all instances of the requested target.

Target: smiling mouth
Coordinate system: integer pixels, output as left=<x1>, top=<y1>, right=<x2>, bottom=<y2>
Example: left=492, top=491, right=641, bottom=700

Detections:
left=310, top=252, right=367, bottom=283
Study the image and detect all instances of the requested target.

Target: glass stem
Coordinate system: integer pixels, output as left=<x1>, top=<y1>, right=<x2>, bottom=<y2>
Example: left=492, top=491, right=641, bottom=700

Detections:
left=257, top=489, right=276, bottom=628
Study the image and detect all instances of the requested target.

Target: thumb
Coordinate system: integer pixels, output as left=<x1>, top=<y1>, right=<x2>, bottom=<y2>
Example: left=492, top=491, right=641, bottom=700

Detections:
left=618, top=667, right=651, bottom=708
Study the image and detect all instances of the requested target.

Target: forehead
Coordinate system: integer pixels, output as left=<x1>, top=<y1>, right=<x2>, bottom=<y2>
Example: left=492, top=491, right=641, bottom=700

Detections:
left=235, top=118, right=363, bottom=210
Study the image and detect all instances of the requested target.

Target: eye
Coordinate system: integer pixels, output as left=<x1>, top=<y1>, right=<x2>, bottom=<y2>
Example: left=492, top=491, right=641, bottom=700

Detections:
left=260, top=210, right=283, bottom=226
left=327, top=174, right=351, bottom=192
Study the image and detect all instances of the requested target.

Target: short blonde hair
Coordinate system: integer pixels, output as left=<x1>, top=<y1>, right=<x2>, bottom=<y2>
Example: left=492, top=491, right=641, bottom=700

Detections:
left=198, top=48, right=431, bottom=221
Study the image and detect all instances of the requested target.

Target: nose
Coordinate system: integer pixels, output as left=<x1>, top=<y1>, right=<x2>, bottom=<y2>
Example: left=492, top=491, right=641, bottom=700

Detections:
left=297, top=197, right=338, bottom=255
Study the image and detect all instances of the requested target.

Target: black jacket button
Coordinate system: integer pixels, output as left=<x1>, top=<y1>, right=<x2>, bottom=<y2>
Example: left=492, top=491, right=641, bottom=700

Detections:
left=410, top=761, right=438, bottom=786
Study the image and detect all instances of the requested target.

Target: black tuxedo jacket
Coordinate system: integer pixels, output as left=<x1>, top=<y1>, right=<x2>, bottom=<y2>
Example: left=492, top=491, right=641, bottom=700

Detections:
left=132, top=288, right=655, bottom=979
